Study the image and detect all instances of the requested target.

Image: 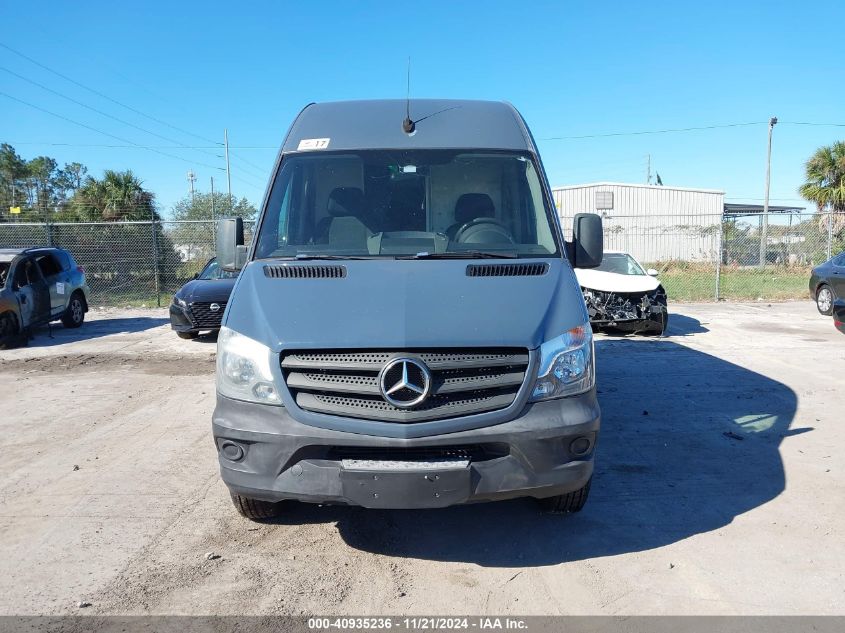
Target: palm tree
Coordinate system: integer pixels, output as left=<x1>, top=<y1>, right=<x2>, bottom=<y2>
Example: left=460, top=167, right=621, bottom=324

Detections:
left=70, top=169, right=157, bottom=221
left=799, top=141, right=845, bottom=236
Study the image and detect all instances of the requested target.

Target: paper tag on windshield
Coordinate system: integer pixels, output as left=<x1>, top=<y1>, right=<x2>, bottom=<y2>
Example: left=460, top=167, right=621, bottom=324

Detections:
left=56, top=282, right=65, bottom=295
left=297, top=138, right=330, bottom=151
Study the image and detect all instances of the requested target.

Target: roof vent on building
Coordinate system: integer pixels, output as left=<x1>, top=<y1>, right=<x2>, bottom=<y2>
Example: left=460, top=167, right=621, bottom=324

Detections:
left=466, top=263, right=549, bottom=277
left=263, top=264, right=347, bottom=279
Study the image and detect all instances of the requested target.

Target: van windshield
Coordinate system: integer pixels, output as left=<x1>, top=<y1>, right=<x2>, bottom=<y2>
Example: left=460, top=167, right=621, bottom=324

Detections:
left=254, top=150, right=559, bottom=259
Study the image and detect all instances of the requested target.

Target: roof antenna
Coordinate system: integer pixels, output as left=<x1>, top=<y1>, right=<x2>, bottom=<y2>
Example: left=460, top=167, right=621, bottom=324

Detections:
left=402, top=57, right=415, bottom=134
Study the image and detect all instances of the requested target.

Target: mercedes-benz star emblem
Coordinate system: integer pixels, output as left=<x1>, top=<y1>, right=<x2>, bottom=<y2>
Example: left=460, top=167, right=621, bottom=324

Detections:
left=378, top=358, right=432, bottom=409
left=209, top=303, right=221, bottom=312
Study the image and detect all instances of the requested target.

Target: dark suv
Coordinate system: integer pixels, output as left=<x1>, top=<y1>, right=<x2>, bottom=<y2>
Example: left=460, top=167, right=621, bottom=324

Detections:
left=169, top=258, right=238, bottom=339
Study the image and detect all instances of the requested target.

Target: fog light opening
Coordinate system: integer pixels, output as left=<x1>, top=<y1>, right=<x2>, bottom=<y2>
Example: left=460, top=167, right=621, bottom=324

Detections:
left=569, top=436, right=592, bottom=456
left=220, top=441, right=245, bottom=462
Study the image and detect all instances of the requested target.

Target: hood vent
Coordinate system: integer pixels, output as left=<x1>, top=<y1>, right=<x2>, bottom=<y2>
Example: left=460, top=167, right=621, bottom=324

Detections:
left=466, top=263, right=549, bottom=277
left=263, top=264, right=347, bottom=279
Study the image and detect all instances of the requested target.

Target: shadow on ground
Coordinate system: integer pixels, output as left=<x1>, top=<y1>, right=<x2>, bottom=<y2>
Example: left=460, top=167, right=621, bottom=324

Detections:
left=259, top=339, right=797, bottom=567
left=664, top=313, right=709, bottom=336
left=18, top=316, right=169, bottom=348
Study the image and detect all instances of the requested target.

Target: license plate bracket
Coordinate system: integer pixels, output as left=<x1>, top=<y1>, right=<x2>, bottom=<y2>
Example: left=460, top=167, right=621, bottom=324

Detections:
left=340, top=461, right=471, bottom=509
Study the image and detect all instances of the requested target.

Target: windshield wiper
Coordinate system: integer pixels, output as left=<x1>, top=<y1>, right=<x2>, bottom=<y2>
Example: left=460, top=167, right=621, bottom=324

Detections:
left=275, top=254, right=377, bottom=261
left=398, top=251, right=519, bottom=260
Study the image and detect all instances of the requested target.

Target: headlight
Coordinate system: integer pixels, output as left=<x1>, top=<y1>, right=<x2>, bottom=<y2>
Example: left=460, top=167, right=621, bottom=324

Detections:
left=530, top=325, right=595, bottom=401
left=172, top=295, right=187, bottom=308
left=216, top=326, right=281, bottom=405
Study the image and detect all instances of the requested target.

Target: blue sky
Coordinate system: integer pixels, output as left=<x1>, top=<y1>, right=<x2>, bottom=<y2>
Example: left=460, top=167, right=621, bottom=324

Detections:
left=2, top=0, right=843, bottom=217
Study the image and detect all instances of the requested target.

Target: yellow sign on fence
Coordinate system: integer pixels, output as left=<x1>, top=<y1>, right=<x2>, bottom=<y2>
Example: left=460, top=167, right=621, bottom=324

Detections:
left=9, top=206, right=21, bottom=214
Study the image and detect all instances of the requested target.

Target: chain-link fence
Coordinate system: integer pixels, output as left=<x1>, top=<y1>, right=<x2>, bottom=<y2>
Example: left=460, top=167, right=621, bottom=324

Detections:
left=0, top=220, right=253, bottom=306
left=0, top=212, right=843, bottom=305
left=557, top=210, right=845, bottom=301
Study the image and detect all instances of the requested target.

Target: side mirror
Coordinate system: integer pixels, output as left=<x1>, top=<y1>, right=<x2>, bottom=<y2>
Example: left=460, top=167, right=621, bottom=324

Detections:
left=572, top=213, right=603, bottom=268
left=217, top=217, right=248, bottom=272
left=647, top=268, right=659, bottom=277
left=192, top=273, right=199, bottom=280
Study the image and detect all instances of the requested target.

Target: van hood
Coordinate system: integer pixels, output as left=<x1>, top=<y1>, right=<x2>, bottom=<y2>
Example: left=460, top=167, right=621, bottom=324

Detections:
left=574, top=267, right=660, bottom=293
left=225, top=259, right=587, bottom=350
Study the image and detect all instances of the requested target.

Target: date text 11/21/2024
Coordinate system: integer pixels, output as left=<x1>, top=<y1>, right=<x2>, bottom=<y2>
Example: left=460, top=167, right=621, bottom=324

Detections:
left=307, top=617, right=529, bottom=630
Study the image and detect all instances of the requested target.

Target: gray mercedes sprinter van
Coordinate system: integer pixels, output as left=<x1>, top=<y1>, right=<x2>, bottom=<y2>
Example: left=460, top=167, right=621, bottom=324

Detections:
left=213, top=99, right=603, bottom=519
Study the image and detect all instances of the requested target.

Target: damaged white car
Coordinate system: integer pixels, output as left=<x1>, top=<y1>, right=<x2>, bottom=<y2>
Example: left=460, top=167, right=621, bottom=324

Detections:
left=575, top=251, right=668, bottom=335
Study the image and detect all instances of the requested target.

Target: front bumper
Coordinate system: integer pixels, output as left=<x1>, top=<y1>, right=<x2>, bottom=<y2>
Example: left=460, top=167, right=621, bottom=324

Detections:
left=169, top=304, right=221, bottom=333
left=212, top=392, right=600, bottom=509
left=169, top=304, right=194, bottom=332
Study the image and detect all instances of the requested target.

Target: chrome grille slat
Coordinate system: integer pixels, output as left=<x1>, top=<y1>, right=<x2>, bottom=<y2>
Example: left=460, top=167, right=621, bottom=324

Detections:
left=281, top=350, right=528, bottom=371
left=281, top=348, right=529, bottom=423
left=295, top=391, right=517, bottom=423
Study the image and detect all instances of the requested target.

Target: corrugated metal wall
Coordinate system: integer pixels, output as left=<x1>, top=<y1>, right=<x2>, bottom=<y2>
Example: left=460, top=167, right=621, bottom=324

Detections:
left=553, top=183, right=724, bottom=262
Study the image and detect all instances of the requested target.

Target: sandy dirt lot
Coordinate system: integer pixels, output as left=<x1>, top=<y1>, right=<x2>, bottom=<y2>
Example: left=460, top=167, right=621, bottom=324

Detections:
left=0, top=303, right=843, bottom=616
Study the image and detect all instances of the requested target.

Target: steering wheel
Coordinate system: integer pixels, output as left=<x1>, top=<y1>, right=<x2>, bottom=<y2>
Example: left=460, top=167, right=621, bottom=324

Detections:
left=454, top=218, right=515, bottom=244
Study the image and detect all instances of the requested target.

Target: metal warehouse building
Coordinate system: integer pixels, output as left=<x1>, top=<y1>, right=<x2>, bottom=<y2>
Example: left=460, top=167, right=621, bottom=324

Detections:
left=552, top=182, right=725, bottom=263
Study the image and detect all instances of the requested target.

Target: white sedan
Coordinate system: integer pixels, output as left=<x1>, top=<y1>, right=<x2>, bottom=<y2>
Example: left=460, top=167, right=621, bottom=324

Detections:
left=575, top=251, right=669, bottom=335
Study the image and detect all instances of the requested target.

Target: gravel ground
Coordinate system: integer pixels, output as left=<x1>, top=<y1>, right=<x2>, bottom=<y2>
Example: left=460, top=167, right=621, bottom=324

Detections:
left=0, top=302, right=843, bottom=615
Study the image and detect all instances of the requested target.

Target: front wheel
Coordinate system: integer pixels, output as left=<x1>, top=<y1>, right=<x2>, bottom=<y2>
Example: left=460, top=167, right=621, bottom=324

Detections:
left=538, top=477, right=592, bottom=514
left=177, top=331, right=198, bottom=339
left=230, top=492, right=285, bottom=521
left=0, top=312, right=20, bottom=349
left=61, top=293, right=86, bottom=328
left=816, top=285, right=834, bottom=315
left=642, top=310, right=668, bottom=336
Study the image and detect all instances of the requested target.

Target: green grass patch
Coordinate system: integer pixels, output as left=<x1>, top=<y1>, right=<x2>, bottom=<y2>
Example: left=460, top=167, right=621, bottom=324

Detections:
left=648, top=262, right=812, bottom=302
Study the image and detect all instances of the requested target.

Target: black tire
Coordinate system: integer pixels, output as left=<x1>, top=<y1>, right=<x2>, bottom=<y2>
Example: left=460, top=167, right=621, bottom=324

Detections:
left=642, top=311, right=668, bottom=336
left=816, top=284, right=834, bottom=315
left=177, top=331, right=199, bottom=339
left=230, top=492, right=284, bottom=521
left=0, top=312, right=20, bottom=350
left=538, top=477, right=592, bottom=514
left=61, top=292, right=86, bottom=328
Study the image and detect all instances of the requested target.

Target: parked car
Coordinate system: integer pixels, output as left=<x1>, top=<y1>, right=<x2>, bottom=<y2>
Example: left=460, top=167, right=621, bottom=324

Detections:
left=211, top=98, right=605, bottom=520
left=0, top=247, right=89, bottom=348
left=169, top=257, right=238, bottom=339
left=809, top=250, right=845, bottom=315
left=833, top=299, right=845, bottom=334
left=575, top=251, right=668, bottom=335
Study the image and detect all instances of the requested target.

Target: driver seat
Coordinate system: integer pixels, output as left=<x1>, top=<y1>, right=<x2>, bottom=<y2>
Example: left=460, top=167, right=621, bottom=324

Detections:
left=446, top=193, right=495, bottom=240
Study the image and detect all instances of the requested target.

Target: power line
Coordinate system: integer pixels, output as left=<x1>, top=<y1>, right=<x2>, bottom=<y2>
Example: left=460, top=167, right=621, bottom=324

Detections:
left=7, top=141, right=277, bottom=149
left=0, top=91, right=225, bottom=171
left=0, top=41, right=220, bottom=145
left=8, top=142, right=226, bottom=148
left=1, top=66, right=224, bottom=160
left=780, top=121, right=845, bottom=127
left=230, top=151, right=268, bottom=174
left=539, top=121, right=766, bottom=141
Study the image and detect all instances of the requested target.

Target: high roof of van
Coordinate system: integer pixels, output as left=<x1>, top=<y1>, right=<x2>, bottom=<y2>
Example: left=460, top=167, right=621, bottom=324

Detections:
left=282, top=99, right=535, bottom=153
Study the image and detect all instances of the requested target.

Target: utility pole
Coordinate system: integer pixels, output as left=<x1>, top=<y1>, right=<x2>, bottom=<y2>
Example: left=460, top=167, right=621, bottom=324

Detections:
left=211, top=176, right=216, bottom=250
left=646, top=154, right=652, bottom=185
left=759, top=116, right=777, bottom=268
left=224, top=129, right=232, bottom=212
left=187, top=170, right=196, bottom=199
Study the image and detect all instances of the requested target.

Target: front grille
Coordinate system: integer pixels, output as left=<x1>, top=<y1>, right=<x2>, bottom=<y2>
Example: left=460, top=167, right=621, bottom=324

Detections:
left=188, top=301, right=226, bottom=328
left=281, top=348, right=529, bottom=423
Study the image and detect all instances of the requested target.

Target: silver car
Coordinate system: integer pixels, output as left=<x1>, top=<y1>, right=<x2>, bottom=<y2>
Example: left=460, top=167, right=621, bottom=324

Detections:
left=0, top=247, right=90, bottom=347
